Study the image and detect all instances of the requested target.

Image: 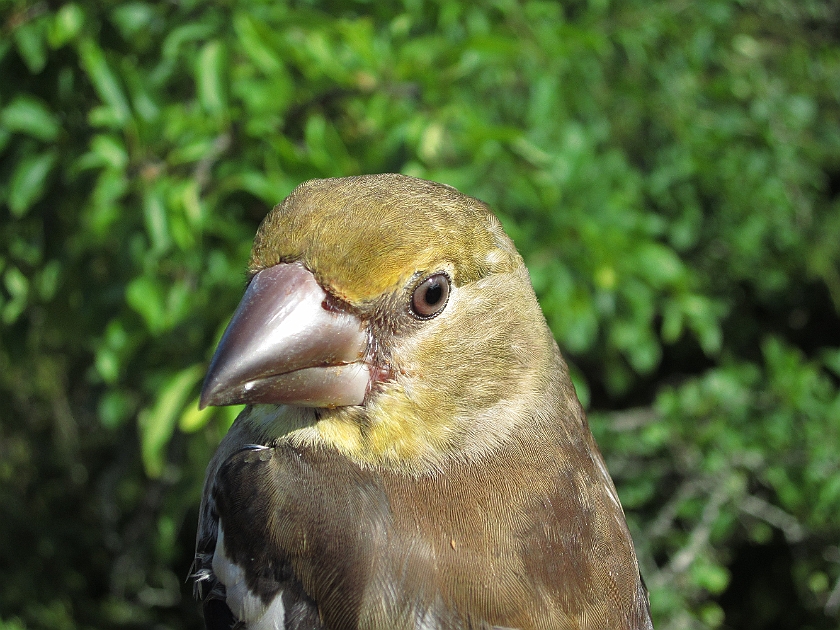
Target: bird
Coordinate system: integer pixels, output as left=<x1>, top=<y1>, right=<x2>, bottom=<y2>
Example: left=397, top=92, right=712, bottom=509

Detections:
left=193, top=173, right=653, bottom=630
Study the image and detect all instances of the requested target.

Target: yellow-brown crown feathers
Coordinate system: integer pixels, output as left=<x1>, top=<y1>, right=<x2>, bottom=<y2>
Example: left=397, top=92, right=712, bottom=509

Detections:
left=249, top=174, right=521, bottom=304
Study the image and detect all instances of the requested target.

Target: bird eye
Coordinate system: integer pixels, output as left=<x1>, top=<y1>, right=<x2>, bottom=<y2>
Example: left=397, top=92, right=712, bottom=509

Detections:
left=410, top=273, right=450, bottom=319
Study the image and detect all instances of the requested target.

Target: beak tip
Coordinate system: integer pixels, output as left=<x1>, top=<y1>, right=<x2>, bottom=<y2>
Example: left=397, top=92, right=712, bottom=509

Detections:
left=199, top=374, right=244, bottom=409
left=198, top=380, right=217, bottom=410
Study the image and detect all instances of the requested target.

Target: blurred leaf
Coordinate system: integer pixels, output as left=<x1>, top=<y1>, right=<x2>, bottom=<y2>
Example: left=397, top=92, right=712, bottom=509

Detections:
left=125, top=275, right=166, bottom=333
left=110, top=3, right=155, bottom=39
left=233, top=13, right=283, bottom=74
left=6, top=150, right=57, bottom=217
left=1, top=2, right=839, bottom=628
left=49, top=4, right=85, bottom=48
left=98, top=390, right=135, bottom=429
left=94, top=347, right=120, bottom=384
left=196, top=40, right=227, bottom=120
left=219, top=404, right=245, bottom=430
left=0, top=97, right=60, bottom=141
left=179, top=398, right=214, bottom=433
left=142, top=188, right=172, bottom=254
left=77, top=38, right=131, bottom=125
left=0, top=616, right=29, bottom=630
left=691, top=559, right=730, bottom=595
left=634, top=242, right=685, bottom=289
left=2, top=266, right=29, bottom=324
left=823, top=348, right=840, bottom=378
left=138, top=364, right=204, bottom=478
left=89, top=134, right=129, bottom=170
left=13, top=17, right=49, bottom=73
left=35, top=260, right=60, bottom=300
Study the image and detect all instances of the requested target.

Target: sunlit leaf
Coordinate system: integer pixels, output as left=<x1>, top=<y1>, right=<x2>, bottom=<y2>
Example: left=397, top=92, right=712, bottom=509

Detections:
left=143, top=189, right=172, bottom=254
left=233, top=13, right=283, bottom=73
left=138, top=365, right=205, bottom=478
left=0, top=97, right=60, bottom=141
left=125, top=275, right=166, bottom=333
left=196, top=40, right=227, bottom=119
left=2, top=266, right=29, bottom=324
left=7, top=150, right=57, bottom=217
left=77, top=38, right=131, bottom=125
left=179, top=397, right=214, bottom=433
left=49, top=4, right=85, bottom=47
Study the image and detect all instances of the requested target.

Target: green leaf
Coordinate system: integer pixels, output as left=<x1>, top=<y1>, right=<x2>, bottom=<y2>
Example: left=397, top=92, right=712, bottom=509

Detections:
left=49, top=4, right=85, bottom=47
left=196, top=40, right=227, bottom=119
left=143, top=188, right=172, bottom=253
left=233, top=13, right=283, bottom=74
left=138, top=365, right=204, bottom=478
left=823, top=348, right=840, bottom=378
left=682, top=294, right=724, bottom=355
left=179, top=397, right=214, bottom=433
left=0, top=615, right=28, bottom=630
left=230, top=170, right=293, bottom=204
left=161, top=22, right=217, bottom=60
left=699, top=603, right=725, bottom=628
left=90, top=134, right=129, bottom=170
left=690, top=559, right=730, bottom=595
left=94, top=347, right=120, bottom=384
left=77, top=38, right=131, bottom=125
left=14, top=18, right=49, bottom=73
left=2, top=266, right=29, bottom=324
left=661, top=301, right=684, bottom=343
left=98, top=390, right=135, bottom=429
left=36, top=259, right=61, bottom=300
left=84, top=170, right=129, bottom=236
left=125, top=275, right=166, bottom=333
left=634, top=242, right=685, bottom=289
left=110, top=3, right=156, bottom=39
left=7, top=150, right=57, bottom=217
left=219, top=404, right=245, bottom=430
left=0, top=97, right=60, bottom=141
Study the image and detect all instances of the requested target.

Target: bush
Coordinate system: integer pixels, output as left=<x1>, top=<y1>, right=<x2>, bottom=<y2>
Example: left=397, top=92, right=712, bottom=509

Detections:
left=1, top=1, right=838, bottom=628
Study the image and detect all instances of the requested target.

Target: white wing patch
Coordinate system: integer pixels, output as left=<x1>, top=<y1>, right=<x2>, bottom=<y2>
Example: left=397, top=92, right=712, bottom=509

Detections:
left=213, top=521, right=287, bottom=630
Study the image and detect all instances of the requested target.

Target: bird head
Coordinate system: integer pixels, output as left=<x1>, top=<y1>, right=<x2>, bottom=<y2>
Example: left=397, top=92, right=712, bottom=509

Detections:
left=200, top=174, right=574, bottom=473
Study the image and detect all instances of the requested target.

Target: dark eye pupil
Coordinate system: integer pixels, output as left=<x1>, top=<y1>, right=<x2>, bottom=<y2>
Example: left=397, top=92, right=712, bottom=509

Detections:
left=424, top=282, right=442, bottom=305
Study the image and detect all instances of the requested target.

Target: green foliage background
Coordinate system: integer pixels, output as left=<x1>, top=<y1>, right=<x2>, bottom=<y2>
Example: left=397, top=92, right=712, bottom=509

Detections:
left=1, top=0, right=839, bottom=628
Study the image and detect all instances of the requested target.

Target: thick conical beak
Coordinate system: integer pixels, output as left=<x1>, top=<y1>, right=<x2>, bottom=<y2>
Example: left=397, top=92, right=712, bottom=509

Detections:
left=199, top=262, right=369, bottom=409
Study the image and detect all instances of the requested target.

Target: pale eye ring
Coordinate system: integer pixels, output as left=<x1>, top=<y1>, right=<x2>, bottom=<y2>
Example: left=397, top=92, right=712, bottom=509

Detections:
left=410, top=273, right=450, bottom=319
